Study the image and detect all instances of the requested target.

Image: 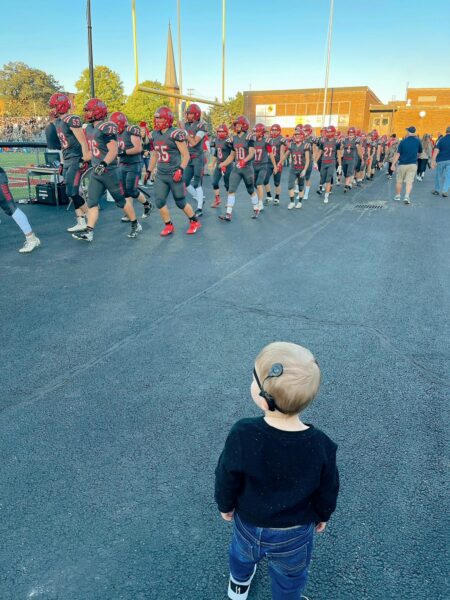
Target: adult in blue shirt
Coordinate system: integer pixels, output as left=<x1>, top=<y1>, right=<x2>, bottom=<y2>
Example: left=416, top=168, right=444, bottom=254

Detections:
left=390, top=126, right=422, bottom=204
left=431, top=126, right=450, bottom=197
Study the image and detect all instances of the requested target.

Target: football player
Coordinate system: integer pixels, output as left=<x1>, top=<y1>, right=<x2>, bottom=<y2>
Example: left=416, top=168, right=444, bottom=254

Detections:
left=341, top=127, right=363, bottom=192
left=210, top=124, right=232, bottom=208
left=110, top=111, right=152, bottom=222
left=253, top=123, right=277, bottom=211
left=316, top=126, right=342, bottom=203
left=316, top=127, right=328, bottom=194
left=264, top=123, right=286, bottom=205
left=301, top=124, right=317, bottom=201
left=182, top=103, right=208, bottom=216
left=216, top=115, right=258, bottom=221
left=367, top=130, right=380, bottom=180
left=49, top=93, right=91, bottom=233
left=0, top=167, right=40, bottom=253
left=355, top=130, right=368, bottom=185
left=72, top=98, right=141, bottom=242
left=282, top=127, right=311, bottom=209
left=147, top=106, right=201, bottom=236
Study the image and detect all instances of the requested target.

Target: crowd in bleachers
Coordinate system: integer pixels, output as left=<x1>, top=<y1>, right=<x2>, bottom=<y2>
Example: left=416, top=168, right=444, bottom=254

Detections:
left=0, top=117, right=46, bottom=142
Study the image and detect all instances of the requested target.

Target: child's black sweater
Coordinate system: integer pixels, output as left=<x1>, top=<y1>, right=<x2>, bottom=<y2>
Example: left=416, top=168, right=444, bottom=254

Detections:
left=215, top=417, right=339, bottom=528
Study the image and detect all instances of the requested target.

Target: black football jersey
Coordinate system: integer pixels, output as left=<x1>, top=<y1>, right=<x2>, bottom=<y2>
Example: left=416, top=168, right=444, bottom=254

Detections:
left=341, top=137, right=360, bottom=161
left=253, top=136, right=273, bottom=166
left=229, top=133, right=254, bottom=162
left=118, top=125, right=142, bottom=165
left=268, top=135, right=287, bottom=163
left=55, top=114, right=83, bottom=160
left=211, top=138, right=232, bottom=163
left=84, top=121, right=118, bottom=166
left=185, top=121, right=207, bottom=158
left=318, top=139, right=341, bottom=164
left=151, top=127, right=187, bottom=174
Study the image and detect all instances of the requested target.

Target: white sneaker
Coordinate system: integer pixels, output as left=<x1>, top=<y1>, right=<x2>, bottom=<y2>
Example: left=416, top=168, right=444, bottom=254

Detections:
left=128, top=222, right=143, bottom=238
left=67, top=216, right=87, bottom=232
left=295, top=201, right=302, bottom=209
left=72, top=229, right=94, bottom=242
left=324, top=197, right=329, bottom=203
left=258, top=202, right=264, bottom=211
left=121, top=216, right=131, bottom=222
left=287, top=201, right=295, bottom=210
left=228, top=566, right=257, bottom=600
left=273, top=198, right=279, bottom=205
left=394, top=194, right=401, bottom=201
left=403, top=197, right=411, bottom=205
left=19, top=235, right=41, bottom=253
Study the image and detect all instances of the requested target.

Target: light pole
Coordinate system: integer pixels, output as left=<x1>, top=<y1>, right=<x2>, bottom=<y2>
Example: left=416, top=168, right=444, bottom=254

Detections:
left=131, top=0, right=139, bottom=87
left=322, top=0, right=335, bottom=126
left=87, top=0, right=95, bottom=97
left=222, top=0, right=226, bottom=104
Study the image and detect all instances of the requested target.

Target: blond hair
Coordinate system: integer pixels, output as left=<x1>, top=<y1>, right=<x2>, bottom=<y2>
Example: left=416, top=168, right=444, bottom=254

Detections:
left=255, top=342, right=321, bottom=415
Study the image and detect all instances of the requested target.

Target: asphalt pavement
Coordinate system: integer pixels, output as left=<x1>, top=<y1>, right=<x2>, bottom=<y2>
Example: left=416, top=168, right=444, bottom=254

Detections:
left=1, top=169, right=449, bottom=600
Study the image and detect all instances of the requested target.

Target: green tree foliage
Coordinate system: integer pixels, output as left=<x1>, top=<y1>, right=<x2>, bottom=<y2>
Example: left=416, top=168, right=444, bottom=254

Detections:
left=0, top=62, right=61, bottom=116
left=206, top=92, right=245, bottom=131
left=123, top=81, right=169, bottom=124
left=74, top=66, right=126, bottom=114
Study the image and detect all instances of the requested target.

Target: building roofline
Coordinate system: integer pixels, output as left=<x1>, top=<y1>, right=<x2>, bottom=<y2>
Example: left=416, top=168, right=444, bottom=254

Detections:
left=244, top=86, right=373, bottom=95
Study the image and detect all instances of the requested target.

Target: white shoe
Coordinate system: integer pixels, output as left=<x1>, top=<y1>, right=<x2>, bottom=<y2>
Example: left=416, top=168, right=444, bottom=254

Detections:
left=67, top=216, right=87, bottom=232
left=394, top=194, right=401, bottom=201
left=324, top=197, right=329, bottom=203
left=19, top=235, right=41, bottom=253
left=128, top=222, right=143, bottom=238
left=273, top=198, right=279, bottom=205
left=287, top=201, right=295, bottom=210
left=403, top=197, right=411, bottom=205
left=295, top=201, right=302, bottom=209
left=72, top=229, right=94, bottom=242
left=228, top=566, right=257, bottom=600
left=121, top=216, right=131, bottom=222
left=258, top=202, right=264, bottom=211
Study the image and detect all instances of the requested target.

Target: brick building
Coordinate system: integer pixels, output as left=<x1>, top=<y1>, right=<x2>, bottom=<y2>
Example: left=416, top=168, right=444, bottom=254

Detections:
left=243, top=86, right=450, bottom=137
left=369, top=88, right=450, bottom=137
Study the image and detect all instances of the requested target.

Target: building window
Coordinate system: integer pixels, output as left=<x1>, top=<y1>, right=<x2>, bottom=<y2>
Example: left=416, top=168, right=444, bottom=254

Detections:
left=418, top=96, right=437, bottom=102
left=382, top=118, right=389, bottom=126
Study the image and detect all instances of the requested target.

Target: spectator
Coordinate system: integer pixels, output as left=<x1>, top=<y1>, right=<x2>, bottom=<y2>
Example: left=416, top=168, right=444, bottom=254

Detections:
left=416, top=133, right=433, bottom=181
left=390, top=126, right=422, bottom=204
left=431, top=125, right=450, bottom=198
left=44, top=111, right=62, bottom=151
left=386, top=134, right=399, bottom=179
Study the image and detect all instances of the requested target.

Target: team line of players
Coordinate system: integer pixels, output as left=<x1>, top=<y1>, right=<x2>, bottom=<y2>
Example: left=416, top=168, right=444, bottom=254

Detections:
left=0, top=93, right=389, bottom=252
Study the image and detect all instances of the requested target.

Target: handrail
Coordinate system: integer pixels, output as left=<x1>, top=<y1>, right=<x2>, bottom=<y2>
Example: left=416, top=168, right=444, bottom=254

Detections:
left=0, top=141, right=47, bottom=148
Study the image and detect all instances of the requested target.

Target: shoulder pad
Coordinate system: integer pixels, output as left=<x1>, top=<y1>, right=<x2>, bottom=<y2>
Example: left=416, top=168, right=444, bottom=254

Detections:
left=171, top=128, right=187, bottom=142
left=280, top=137, right=287, bottom=144
left=198, top=121, right=208, bottom=132
left=99, top=121, right=118, bottom=135
left=245, top=133, right=253, bottom=141
left=63, top=114, right=82, bottom=128
left=226, top=136, right=234, bottom=144
left=128, top=125, right=141, bottom=137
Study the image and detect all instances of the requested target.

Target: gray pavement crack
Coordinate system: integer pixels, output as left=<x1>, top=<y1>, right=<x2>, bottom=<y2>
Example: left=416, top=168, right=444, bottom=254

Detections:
left=208, top=300, right=450, bottom=388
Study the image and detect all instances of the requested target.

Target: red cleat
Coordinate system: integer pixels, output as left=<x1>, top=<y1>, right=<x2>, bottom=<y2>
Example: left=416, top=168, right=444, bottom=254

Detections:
left=160, top=223, right=175, bottom=236
left=211, top=196, right=221, bottom=208
left=218, top=213, right=232, bottom=222
left=186, top=220, right=202, bottom=235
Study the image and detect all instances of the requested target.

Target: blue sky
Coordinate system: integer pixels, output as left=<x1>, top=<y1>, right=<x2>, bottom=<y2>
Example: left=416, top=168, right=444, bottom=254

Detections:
left=4, top=0, right=450, bottom=104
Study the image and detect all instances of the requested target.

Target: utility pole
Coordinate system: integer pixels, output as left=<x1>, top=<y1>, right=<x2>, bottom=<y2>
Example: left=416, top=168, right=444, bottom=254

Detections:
left=87, top=0, right=95, bottom=97
left=222, top=0, right=226, bottom=103
left=322, top=0, right=334, bottom=126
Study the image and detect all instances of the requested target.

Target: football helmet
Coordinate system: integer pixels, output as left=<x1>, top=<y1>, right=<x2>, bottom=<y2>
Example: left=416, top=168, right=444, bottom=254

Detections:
left=303, top=124, right=313, bottom=136
left=83, top=98, right=108, bottom=122
left=217, top=124, right=229, bottom=140
left=48, top=93, right=71, bottom=115
left=110, top=111, right=128, bottom=134
left=326, top=125, right=337, bottom=139
left=255, top=123, right=266, bottom=138
left=232, top=115, right=250, bottom=132
left=154, top=106, right=174, bottom=130
left=270, top=124, right=281, bottom=138
left=185, top=103, right=201, bottom=123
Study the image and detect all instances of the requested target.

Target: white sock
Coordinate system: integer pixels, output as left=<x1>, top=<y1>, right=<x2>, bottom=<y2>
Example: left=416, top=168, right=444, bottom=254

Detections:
left=251, top=193, right=258, bottom=207
left=12, top=208, right=32, bottom=235
left=325, top=192, right=330, bottom=201
left=186, top=185, right=196, bottom=198
left=226, top=195, right=235, bottom=214
left=196, top=186, right=204, bottom=209
left=303, top=187, right=310, bottom=199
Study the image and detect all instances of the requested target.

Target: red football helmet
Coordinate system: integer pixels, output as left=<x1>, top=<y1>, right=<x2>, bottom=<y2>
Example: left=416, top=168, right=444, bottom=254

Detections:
left=294, top=124, right=303, bottom=134
left=326, top=125, right=337, bottom=139
left=320, top=127, right=327, bottom=136
left=232, top=115, right=250, bottom=132
left=348, top=127, right=356, bottom=136
left=293, top=129, right=305, bottom=141
left=49, top=93, right=71, bottom=115
left=185, top=103, right=201, bottom=123
left=154, top=106, right=174, bottom=130
left=110, top=111, right=128, bottom=134
left=303, top=124, right=313, bottom=136
left=380, top=134, right=388, bottom=142
left=217, top=124, right=229, bottom=140
left=270, top=124, right=281, bottom=138
left=371, top=129, right=379, bottom=140
left=83, top=98, right=108, bottom=122
left=255, top=123, right=266, bottom=138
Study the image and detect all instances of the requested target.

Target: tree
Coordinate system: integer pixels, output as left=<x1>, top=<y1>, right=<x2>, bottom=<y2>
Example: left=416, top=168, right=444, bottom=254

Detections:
left=123, top=80, right=169, bottom=124
left=74, top=66, right=126, bottom=113
left=0, top=62, right=61, bottom=116
left=206, top=92, right=245, bottom=131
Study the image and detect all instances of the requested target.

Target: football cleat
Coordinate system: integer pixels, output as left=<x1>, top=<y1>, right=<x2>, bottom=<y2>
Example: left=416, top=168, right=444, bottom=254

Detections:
left=186, top=220, right=202, bottom=234
left=160, top=223, right=175, bottom=236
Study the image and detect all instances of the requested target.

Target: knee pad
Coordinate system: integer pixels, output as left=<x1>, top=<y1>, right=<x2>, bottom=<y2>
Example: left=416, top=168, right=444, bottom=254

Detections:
left=128, top=189, right=140, bottom=199
left=71, top=194, right=85, bottom=210
left=175, top=197, right=187, bottom=209
left=114, top=197, right=126, bottom=209
left=245, top=184, right=255, bottom=195
left=156, top=197, right=167, bottom=209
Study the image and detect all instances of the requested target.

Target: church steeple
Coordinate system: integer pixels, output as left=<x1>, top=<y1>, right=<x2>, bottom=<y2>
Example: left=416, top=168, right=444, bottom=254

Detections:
left=165, top=23, right=179, bottom=94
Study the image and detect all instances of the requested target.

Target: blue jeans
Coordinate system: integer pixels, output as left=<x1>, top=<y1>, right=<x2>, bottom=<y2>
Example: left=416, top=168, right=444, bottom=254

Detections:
left=229, top=514, right=315, bottom=600
left=434, top=160, right=450, bottom=193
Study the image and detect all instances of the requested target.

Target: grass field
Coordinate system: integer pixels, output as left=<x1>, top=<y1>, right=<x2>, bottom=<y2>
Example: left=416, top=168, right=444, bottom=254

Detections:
left=0, top=149, right=50, bottom=201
